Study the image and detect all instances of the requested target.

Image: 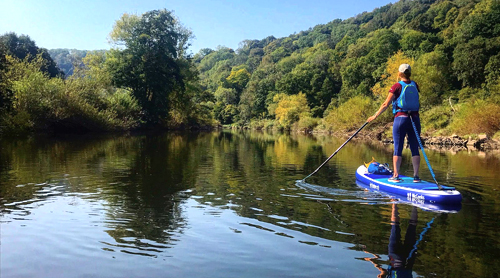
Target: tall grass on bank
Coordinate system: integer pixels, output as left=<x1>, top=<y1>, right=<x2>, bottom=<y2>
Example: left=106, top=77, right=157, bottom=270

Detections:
left=420, top=104, right=453, bottom=135
left=448, top=99, right=500, bottom=137
left=248, top=119, right=275, bottom=130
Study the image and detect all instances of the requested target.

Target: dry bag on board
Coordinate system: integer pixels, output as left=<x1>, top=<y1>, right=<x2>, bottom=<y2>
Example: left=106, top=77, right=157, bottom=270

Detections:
left=364, top=157, right=392, bottom=175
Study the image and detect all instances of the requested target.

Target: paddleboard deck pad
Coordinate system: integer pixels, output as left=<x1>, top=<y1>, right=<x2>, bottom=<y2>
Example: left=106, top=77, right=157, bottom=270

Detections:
left=356, top=165, right=462, bottom=205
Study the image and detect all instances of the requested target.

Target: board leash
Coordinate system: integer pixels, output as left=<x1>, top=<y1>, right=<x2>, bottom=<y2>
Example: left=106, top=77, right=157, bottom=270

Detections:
left=409, top=114, right=443, bottom=190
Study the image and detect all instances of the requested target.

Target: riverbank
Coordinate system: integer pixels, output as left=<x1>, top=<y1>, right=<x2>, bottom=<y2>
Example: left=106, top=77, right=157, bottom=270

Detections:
left=333, top=127, right=500, bottom=151
left=229, top=122, right=500, bottom=151
left=278, top=123, right=500, bottom=151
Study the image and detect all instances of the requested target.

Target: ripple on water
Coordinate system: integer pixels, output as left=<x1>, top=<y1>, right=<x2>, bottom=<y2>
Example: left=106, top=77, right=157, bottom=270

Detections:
left=295, top=180, right=393, bottom=205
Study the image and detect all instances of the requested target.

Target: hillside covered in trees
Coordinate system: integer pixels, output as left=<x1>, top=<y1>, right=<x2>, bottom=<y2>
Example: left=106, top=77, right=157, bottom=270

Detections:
left=1, top=0, right=499, bottom=138
left=48, top=49, right=99, bottom=76
left=194, top=0, right=500, bottom=138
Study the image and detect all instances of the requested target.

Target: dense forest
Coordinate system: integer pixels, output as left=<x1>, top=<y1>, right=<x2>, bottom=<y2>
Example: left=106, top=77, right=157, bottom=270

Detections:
left=1, top=0, right=499, bottom=138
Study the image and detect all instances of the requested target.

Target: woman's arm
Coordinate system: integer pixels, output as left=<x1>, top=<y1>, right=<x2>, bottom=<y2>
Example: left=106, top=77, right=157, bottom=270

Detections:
left=367, top=92, right=395, bottom=122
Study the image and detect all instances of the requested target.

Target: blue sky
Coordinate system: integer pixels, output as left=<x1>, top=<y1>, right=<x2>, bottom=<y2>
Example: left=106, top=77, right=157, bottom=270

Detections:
left=0, top=0, right=394, bottom=54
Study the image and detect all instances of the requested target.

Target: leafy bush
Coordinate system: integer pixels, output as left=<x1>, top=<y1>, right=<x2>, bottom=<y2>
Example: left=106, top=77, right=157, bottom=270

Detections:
left=273, top=92, right=311, bottom=128
left=248, top=119, right=264, bottom=130
left=296, top=116, right=319, bottom=132
left=106, top=88, right=141, bottom=123
left=323, top=95, right=378, bottom=132
left=4, top=54, right=141, bottom=132
left=493, top=130, right=500, bottom=141
left=486, top=76, right=500, bottom=104
left=8, top=55, right=65, bottom=126
left=0, top=110, right=33, bottom=135
left=457, top=87, right=486, bottom=102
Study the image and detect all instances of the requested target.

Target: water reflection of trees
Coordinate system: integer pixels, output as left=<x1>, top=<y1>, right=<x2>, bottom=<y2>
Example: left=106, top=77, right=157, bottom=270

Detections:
left=103, top=133, right=209, bottom=246
left=1, top=130, right=500, bottom=276
left=190, top=130, right=393, bottom=243
left=0, top=133, right=210, bottom=251
left=189, top=129, right=500, bottom=278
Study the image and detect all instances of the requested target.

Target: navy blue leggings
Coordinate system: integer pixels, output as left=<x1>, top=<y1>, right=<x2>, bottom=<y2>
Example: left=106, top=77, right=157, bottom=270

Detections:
left=388, top=224, right=417, bottom=270
left=393, top=116, right=421, bottom=157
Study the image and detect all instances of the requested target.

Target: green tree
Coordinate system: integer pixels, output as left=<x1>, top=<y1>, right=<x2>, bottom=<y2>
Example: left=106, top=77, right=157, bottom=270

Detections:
left=400, top=30, right=427, bottom=58
left=214, top=87, right=238, bottom=105
left=198, top=46, right=235, bottom=73
left=340, top=29, right=400, bottom=98
left=226, top=67, right=251, bottom=93
left=196, top=47, right=237, bottom=95
left=414, top=48, right=452, bottom=107
left=274, top=44, right=339, bottom=117
left=330, top=22, right=359, bottom=47
left=193, top=48, right=214, bottom=63
left=0, top=32, right=63, bottom=78
left=431, top=1, right=457, bottom=31
left=273, top=92, right=311, bottom=128
left=455, top=0, right=500, bottom=41
left=452, top=36, right=489, bottom=87
left=239, top=64, right=278, bottom=122
left=0, top=42, right=11, bottom=113
left=107, top=9, right=193, bottom=125
left=485, top=53, right=500, bottom=86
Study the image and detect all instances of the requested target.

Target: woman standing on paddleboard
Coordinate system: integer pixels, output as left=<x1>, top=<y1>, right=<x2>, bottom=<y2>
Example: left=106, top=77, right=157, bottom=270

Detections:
left=367, top=64, right=421, bottom=183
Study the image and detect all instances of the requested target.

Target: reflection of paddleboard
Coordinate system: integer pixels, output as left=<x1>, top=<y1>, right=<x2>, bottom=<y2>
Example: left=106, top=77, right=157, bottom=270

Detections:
left=355, top=181, right=461, bottom=213
left=295, top=179, right=461, bottom=213
left=355, top=165, right=462, bottom=205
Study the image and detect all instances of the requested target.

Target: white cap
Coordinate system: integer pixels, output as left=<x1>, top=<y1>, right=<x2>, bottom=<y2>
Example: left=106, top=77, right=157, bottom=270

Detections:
left=399, top=64, right=411, bottom=74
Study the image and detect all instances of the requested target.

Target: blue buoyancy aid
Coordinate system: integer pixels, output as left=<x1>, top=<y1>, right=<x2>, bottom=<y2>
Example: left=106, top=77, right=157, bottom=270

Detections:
left=392, top=80, right=419, bottom=115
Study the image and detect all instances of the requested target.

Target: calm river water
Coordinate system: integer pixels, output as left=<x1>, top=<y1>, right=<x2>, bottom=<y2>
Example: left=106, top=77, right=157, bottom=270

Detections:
left=1, top=130, right=499, bottom=278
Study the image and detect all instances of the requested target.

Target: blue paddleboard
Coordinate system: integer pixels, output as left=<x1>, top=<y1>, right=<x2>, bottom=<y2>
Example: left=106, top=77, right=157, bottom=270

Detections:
left=355, top=165, right=462, bottom=205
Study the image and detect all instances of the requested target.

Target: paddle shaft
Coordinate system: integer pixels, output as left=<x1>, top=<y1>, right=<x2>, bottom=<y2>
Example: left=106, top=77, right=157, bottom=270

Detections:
left=409, top=114, right=443, bottom=190
left=302, top=122, right=368, bottom=181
